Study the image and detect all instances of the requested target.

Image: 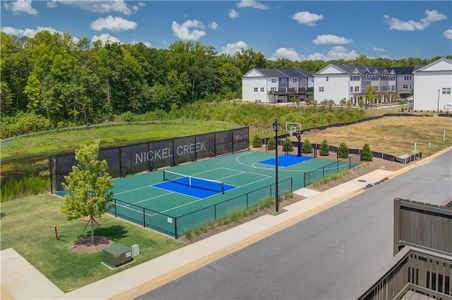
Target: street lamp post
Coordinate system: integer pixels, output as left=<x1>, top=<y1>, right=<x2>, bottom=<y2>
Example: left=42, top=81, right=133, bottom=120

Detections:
left=272, top=119, right=280, bottom=212
left=293, top=129, right=302, bottom=157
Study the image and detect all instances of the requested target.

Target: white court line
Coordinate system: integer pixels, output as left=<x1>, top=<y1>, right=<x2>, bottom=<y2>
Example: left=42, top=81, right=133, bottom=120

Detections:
left=114, top=167, right=232, bottom=195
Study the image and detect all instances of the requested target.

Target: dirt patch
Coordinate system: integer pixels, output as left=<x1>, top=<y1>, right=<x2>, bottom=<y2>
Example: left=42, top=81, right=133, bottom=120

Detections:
left=70, top=236, right=112, bottom=253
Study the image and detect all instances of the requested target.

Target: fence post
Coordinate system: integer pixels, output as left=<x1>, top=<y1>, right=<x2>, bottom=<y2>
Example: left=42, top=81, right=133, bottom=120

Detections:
left=323, top=167, right=325, bottom=178
left=114, top=198, right=117, bottom=217
left=349, top=156, right=351, bottom=169
left=290, top=178, right=293, bottom=192
left=270, top=184, right=272, bottom=197
left=174, top=218, right=178, bottom=239
left=142, top=207, right=146, bottom=227
left=246, top=193, right=249, bottom=209
left=49, top=157, right=53, bottom=193
left=336, top=159, right=339, bottom=172
left=303, top=173, right=306, bottom=187
left=214, top=205, right=217, bottom=220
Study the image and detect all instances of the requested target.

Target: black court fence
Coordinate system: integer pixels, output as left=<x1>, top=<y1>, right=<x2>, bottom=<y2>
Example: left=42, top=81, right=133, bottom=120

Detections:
left=107, top=177, right=293, bottom=238
left=50, top=127, right=249, bottom=192
left=300, top=156, right=360, bottom=187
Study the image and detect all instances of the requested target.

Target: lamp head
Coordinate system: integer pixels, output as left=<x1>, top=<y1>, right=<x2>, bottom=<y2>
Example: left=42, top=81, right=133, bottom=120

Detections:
left=272, top=120, right=280, bottom=130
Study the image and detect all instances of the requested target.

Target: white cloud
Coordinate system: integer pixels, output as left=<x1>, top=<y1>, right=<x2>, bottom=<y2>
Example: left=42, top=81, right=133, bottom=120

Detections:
left=171, top=19, right=206, bottom=41
left=131, top=40, right=151, bottom=47
left=444, top=29, right=452, bottom=40
left=47, top=0, right=138, bottom=15
left=208, top=21, right=218, bottom=30
left=313, top=34, right=352, bottom=45
left=90, top=16, right=137, bottom=32
left=229, top=8, right=240, bottom=19
left=4, top=0, right=37, bottom=15
left=92, top=33, right=121, bottom=45
left=271, top=48, right=303, bottom=61
left=307, top=46, right=359, bottom=60
left=291, top=11, right=323, bottom=26
left=1, top=26, right=79, bottom=42
left=372, top=47, right=385, bottom=52
left=236, top=0, right=267, bottom=10
left=221, top=41, right=248, bottom=55
left=384, top=9, right=447, bottom=31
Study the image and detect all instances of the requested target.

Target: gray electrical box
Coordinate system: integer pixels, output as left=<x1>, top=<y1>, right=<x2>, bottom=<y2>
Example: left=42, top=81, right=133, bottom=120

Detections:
left=103, top=244, right=132, bottom=268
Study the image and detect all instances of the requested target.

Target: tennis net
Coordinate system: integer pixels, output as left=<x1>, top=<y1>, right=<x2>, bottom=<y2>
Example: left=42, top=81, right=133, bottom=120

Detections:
left=162, top=170, right=225, bottom=193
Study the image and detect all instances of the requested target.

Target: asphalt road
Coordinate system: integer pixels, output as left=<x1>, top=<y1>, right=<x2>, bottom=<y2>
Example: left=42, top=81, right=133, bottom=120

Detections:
left=138, top=150, right=452, bottom=300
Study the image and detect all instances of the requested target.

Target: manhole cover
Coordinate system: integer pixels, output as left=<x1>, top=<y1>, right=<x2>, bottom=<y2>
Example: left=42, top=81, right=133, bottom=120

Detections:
left=358, top=179, right=367, bottom=182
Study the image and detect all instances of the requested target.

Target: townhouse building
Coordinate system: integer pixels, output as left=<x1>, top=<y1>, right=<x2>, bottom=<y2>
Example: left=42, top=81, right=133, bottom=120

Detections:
left=241, top=68, right=313, bottom=103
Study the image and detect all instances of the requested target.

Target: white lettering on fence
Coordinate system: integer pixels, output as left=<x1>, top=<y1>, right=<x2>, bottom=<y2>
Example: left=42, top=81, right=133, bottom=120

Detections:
left=135, top=141, right=207, bottom=164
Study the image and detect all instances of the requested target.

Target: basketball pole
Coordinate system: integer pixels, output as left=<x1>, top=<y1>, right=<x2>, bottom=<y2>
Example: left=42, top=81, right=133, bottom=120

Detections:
left=272, top=120, right=280, bottom=212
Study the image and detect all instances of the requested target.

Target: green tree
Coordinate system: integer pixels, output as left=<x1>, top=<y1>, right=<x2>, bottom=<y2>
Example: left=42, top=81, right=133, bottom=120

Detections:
left=267, top=137, right=276, bottom=150
left=252, top=134, right=262, bottom=148
left=0, top=82, right=14, bottom=115
left=361, top=143, right=373, bottom=161
left=339, top=98, right=347, bottom=106
left=337, top=142, right=349, bottom=158
left=282, top=138, right=293, bottom=154
left=61, top=140, right=113, bottom=244
left=365, top=85, right=377, bottom=104
left=319, top=139, right=329, bottom=156
left=301, top=139, right=313, bottom=154
left=358, top=99, right=365, bottom=110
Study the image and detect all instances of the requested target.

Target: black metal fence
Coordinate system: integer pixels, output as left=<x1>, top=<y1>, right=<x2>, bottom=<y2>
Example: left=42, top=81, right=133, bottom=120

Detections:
left=107, top=177, right=293, bottom=238
left=50, top=127, right=249, bottom=192
left=300, top=156, right=360, bottom=187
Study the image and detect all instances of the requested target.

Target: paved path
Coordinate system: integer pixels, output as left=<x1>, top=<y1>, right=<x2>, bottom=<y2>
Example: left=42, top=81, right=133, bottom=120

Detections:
left=139, top=150, right=452, bottom=300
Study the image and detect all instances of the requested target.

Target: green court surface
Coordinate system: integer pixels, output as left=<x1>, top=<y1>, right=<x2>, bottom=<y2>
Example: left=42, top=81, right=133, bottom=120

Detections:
left=108, top=151, right=354, bottom=238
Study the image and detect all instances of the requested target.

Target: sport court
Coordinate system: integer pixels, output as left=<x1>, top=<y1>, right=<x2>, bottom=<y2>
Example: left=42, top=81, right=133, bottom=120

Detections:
left=109, top=150, right=353, bottom=237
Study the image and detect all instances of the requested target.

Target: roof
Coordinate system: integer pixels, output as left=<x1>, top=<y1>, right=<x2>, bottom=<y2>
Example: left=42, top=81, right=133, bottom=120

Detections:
left=251, top=68, right=313, bottom=78
left=316, top=64, right=405, bottom=76
left=392, top=67, right=415, bottom=75
left=414, top=57, right=452, bottom=73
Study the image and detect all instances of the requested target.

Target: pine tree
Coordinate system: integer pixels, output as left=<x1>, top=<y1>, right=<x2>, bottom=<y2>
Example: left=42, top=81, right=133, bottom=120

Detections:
left=337, top=142, right=349, bottom=158
left=267, top=137, right=276, bottom=150
left=252, top=134, right=262, bottom=148
left=282, top=138, right=293, bottom=154
left=301, top=139, right=313, bottom=154
left=361, top=143, right=373, bottom=161
left=319, top=139, right=329, bottom=156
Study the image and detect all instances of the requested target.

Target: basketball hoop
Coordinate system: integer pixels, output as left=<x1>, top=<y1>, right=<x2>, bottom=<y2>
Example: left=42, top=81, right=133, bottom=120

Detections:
left=285, top=122, right=302, bottom=136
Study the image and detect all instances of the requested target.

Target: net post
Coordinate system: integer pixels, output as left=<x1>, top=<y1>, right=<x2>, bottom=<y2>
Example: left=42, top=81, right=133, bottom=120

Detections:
left=142, top=207, right=146, bottom=227
left=114, top=198, right=117, bottom=217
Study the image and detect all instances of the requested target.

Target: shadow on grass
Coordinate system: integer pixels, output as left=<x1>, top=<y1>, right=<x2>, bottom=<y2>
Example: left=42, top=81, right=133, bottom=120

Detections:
left=0, top=212, right=5, bottom=219
left=94, top=225, right=128, bottom=241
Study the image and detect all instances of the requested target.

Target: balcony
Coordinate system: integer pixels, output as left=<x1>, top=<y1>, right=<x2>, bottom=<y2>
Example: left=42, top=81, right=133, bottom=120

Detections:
left=267, top=87, right=307, bottom=96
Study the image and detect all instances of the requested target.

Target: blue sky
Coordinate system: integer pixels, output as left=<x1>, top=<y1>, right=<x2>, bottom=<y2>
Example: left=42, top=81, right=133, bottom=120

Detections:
left=2, top=0, right=451, bottom=60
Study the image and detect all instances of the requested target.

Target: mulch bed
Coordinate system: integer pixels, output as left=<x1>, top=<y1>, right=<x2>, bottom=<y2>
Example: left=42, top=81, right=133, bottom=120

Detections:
left=70, top=236, right=112, bottom=253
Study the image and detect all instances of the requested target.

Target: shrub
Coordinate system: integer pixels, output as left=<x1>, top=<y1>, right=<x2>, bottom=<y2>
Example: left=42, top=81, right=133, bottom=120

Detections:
left=252, top=134, right=262, bottom=148
left=1, top=175, right=49, bottom=201
left=0, top=112, right=52, bottom=138
left=267, top=137, right=276, bottom=150
left=337, top=142, right=349, bottom=158
left=282, top=138, right=293, bottom=154
left=301, top=139, right=313, bottom=154
left=361, top=143, right=373, bottom=161
left=319, top=139, right=329, bottom=156
left=119, top=111, right=134, bottom=122
left=340, top=98, right=347, bottom=106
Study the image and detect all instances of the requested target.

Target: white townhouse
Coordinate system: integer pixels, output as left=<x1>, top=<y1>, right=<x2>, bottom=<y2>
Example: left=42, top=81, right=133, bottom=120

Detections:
left=242, top=68, right=313, bottom=103
left=314, top=64, right=398, bottom=105
left=413, top=57, right=452, bottom=111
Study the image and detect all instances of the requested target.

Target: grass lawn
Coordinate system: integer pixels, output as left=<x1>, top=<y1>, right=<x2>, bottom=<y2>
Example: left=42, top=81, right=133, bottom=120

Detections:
left=1, top=119, right=235, bottom=160
left=0, top=194, right=184, bottom=292
left=300, top=116, right=452, bottom=157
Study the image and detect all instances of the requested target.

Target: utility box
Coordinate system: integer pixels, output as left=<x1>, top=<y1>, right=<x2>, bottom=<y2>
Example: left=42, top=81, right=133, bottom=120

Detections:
left=131, top=244, right=140, bottom=257
left=103, top=244, right=132, bottom=268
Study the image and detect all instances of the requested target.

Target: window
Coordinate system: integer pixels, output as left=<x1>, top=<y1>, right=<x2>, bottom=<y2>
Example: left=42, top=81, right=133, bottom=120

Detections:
left=391, top=86, right=395, bottom=91
left=271, top=87, right=276, bottom=91
left=260, top=87, right=264, bottom=92
left=254, top=87, right=258, bottom=92
left=271, top=78, right=277, bottom=83
left=326, top=76, right=329, bottom=81
left=448, top=88, right=451, bottom=94
left=355, top=86, right=359, bottom=92
left=350, top=87, right=353, bottom=92
left=443, top=88, right=452, bottom=95
left=403, top=84, right=408, bottom=89
left=442, top=88, right=446, bottom=94
left=319, top=87, right=324, bottom=92
left=293, top=78, right=298, bottom=82
left=281, top=78, right=287, bottom=83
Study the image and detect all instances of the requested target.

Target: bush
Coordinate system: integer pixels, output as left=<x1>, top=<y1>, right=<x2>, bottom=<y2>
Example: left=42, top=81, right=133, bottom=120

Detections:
left=0, top=112, right=52, bottom=138
left=337, top=142, right=349, bottom=158
left=319, top=139, right=329, bottom=156
left=340, top=98, right=347, bottom=106
left=301, top=139, right=313, bottom=154
left=118, top=111, right=134, bottom=122
left=267, top=137, right=276, bottom=151
left=282, top=138, right=293, bottom=154
left=361, top=143, right=373, bottom=161
left=252, top=134, right=262, bottom=148
left=1, top=175, right=49, bottom=201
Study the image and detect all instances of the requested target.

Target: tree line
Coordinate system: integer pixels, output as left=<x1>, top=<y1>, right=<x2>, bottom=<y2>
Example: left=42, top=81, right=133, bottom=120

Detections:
left=0, top=30, right=444, bottom=124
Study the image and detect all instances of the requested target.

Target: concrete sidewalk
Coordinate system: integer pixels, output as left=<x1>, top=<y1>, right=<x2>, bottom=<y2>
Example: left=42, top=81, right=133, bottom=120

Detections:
left=2, top=169, right=392, bottom=300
